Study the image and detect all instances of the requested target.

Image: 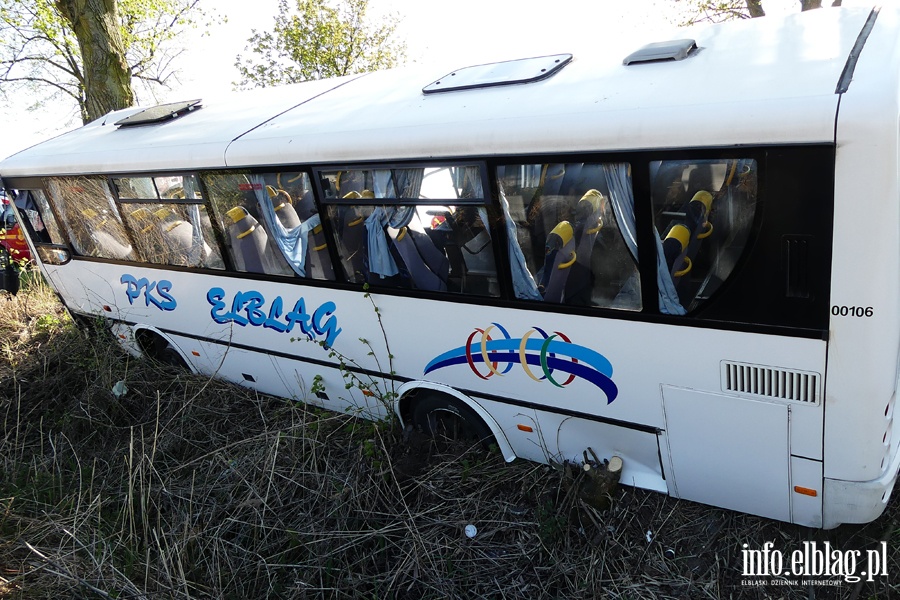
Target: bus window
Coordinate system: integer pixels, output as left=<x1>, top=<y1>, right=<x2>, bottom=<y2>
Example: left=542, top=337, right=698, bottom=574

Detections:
left=320, top=165, right=484, bottom=201
left=496, top=162, right=641, bottom=310
left=241, top=171, right=336, bottom=281
left=320, top=165, right=499, bottom=296
left=114, top=175, right=225, bottom=270
left=651, top=159, right=757, bottom=313
left=45, top=176, right=136, bottom=260
left=14, top=189, right=64, bottom=245
left=201, top=172, right=299, bottom=278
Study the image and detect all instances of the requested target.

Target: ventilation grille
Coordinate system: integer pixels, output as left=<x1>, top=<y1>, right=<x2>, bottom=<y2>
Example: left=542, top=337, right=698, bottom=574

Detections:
left=721, top=361, right=820, bottom=404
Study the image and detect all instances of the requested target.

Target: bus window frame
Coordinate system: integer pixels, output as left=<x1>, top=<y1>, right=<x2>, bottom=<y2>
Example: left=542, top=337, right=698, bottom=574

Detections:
left=3, top=177, right=74, bottom=257
left=109, top=171, right=233, bottom=272
left=313, top=161, right=502, bottom=294
left=2, top=142, right=832, bottom=338
left=313, top=161, right=492, bottom=206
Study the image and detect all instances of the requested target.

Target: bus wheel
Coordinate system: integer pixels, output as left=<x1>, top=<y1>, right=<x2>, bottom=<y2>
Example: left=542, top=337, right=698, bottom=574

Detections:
left=410, top=394, right=494, bottom=449
left=137, top=330, right=188, bottom=370
left=158, top=343, right=188, bottom=369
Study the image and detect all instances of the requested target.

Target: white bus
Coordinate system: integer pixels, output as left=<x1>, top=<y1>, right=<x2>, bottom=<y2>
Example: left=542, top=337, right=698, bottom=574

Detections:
left=2, top=5, right=898, bottom=528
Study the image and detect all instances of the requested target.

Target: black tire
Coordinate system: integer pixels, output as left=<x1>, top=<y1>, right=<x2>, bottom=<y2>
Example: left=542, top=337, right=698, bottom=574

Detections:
left=410, top=393, right=494, bottom=448
left=159, top=343, right=189, bottom=369
left=137, top=330, right=188, bottom=369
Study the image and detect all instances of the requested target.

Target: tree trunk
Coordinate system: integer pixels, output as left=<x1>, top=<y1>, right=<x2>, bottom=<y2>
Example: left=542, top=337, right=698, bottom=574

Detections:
left=54, top=0, right=134, bottom=123
left=800, top=0, right=823, bottom=10
left=746, top=0, right=765, bottom=18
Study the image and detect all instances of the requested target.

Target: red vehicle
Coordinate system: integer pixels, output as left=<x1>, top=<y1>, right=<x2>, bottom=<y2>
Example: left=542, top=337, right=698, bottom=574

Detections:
left=0, top=193, right=31, bottom=263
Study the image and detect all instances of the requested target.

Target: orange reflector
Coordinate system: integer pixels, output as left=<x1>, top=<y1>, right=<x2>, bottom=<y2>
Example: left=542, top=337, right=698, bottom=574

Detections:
left=118, top=334, right=126, bottom=339
left=102, top=305, right=112, bottom=312
left=517, top=424, right=534, bottom=432
left=191, top=351, right=201, bottom=357
left=362, top=390, right=375, bottom=397
left=794, top=486, right=818, bottom=497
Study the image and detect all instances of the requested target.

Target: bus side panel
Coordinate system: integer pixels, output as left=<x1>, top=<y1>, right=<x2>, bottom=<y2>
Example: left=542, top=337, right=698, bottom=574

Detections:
left=539, top=411, right=667, bottom=493
left=827, top=7, right=900, bottom=502
left=661, top=385, right=791, bottom=523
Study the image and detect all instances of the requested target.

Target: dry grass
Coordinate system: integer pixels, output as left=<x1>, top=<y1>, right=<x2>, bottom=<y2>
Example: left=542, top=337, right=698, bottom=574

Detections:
left=0, top=272, right=898, bottom=599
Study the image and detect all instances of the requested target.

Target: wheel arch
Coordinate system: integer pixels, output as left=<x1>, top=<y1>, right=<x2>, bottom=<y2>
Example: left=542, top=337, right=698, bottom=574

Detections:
left=396, top=380, right=517, bottom=462
left=132, top=326, right=193, bottom=371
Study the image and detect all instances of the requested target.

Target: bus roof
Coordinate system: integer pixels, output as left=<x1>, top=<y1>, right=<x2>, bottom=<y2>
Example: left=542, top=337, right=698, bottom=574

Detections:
left=1, top=5, right=892, bottom=178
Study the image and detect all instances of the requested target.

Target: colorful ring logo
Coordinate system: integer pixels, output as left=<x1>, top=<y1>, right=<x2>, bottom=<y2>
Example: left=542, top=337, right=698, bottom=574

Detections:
left=424, top=323, right=618, bottom=404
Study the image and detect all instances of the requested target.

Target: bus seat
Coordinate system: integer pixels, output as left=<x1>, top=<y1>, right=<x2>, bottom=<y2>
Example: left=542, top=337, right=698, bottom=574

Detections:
left=685, top=190, right=713, bottom=239
left=541, top=163, right=566, bottom=196
left=390, top=226, right=448, bottom=291
left=662, top=223, right=691, bottom=277
left=566, top=189, right=606, bottom=302
left=306, top=221, right=335, bottom=280
left=411, top=227, right=449, bottom=284
left=524, top=164, right=568, bottom=262
left=154, top=208, right=192, bottom=263
left=540, top=220, right=576, bottom=303
left=130, top=207, right=166, bottom=261
left=337, top=171, right=366, bottom=196
left=573, top=190, right=605, bottom=265
left=295, top=189, right=317, bottom=221
left=427, top=211, right=467, bottom=289
left=153, top=207, right=214, bottom=267
left=338, top=194, right=369, bottom=282
left=226, top=206, right=270, bottom=273
left=558, top=163, right=584, bottom=196
left=267, top=186, right=301, bottom=229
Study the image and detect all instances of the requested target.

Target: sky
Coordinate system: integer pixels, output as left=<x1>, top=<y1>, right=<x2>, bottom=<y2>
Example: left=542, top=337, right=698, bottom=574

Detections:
left=0, top=0, right=888, bottom=161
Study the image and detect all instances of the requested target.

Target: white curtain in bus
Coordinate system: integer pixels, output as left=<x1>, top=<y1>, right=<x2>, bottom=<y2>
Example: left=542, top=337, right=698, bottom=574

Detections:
left=602, top=163, right=685, bottom=315
left=250, top=174, right=316, bottom=277
left=499, top=190, right=542, bottom=300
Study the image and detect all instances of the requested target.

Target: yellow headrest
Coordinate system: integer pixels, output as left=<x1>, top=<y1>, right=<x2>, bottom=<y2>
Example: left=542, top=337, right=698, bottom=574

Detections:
left=130, top=207, right=152, bottom=221
left=342, top=189, right=375, bottom=200
left=549, top=221, right=574, bottom=246
left=579, top=189, right=605, bottom=211
left=226, top=206, right=249, bottom=223
left=665, top=224, right=691, bottom=250
left=690, top=190, right=714, bottom=213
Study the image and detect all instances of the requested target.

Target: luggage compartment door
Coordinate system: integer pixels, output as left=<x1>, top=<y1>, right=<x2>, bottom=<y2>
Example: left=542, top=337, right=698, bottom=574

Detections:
left=662, top=385, right=790, bottom=522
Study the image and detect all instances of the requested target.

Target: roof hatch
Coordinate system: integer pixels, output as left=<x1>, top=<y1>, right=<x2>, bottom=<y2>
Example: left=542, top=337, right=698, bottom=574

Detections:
left=114, top=99, right=202, bottom=127
left=423, top=54, right=572, bottom=94
left=623, top=39, right=698, bottom=65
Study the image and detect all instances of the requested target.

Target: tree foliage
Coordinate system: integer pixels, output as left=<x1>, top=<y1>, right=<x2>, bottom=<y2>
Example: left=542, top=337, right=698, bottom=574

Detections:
left=0, top=0, right=218, bottom=124
left=674, top=0, right=842, bottom=25
left=235, top=0, right=406, bottom=89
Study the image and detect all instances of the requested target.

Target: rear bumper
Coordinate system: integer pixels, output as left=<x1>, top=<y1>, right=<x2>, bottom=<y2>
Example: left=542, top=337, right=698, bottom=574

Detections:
left=823, top=440, right=900, bottom=528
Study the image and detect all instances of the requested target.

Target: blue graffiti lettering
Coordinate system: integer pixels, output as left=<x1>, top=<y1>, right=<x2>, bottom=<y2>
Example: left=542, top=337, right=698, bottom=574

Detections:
left=263, top=297, right=288, bottom=333
left=206, top=287, right=341, bottom=347
left=312, top=301, right=342, bottom=347
left=120, top=274, right=177, bottom=311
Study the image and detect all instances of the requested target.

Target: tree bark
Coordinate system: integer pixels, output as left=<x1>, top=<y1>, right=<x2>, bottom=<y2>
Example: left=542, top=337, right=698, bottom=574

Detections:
left=746, top=0, right=765, bottom=18
left=54, top=0, right=134, bottom=123
left=800, top=0, right=823, bottom=10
